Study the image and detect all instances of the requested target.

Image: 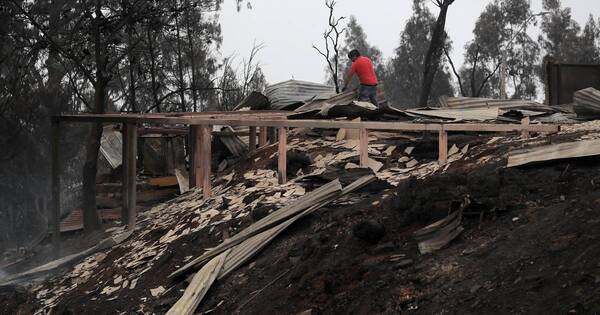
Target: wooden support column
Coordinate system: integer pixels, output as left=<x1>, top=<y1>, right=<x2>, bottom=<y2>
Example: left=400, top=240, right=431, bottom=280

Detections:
left=521, top=117, right=530, bottom=140
left=268, top=127, right=276, bottom=143
left=122, top=123, right=138, bottom=230
left=165, top=137, right=174, bottom=174
left=249, top=126, right=257, bottom=152
left=438, top=127, right=448, bottom=166
left=278, top=127, right=287, bottom=184
left=51, top=119, right=60, bottom=256
left=201, top=125, right=212, bottom=198
left=359, top=128, right=369, bottom=167
left=191, top=126, right=204, bottom=188
left=259, top=126, right=268, bottom=147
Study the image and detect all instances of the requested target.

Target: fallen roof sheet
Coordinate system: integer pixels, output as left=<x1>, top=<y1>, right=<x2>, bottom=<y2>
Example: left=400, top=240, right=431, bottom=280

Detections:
left=507, top=139, right=600, bottom=167
left=438, top=96, right=542, bottom=109
left=265, top=80, right=336, bottom=110
left=294, top=86, right=386, bottom=113
left=405, top=107, right=500, bottom=122
left=218, top=126, right=248, bottom=156
left=233, top=91, right=270, bottom=111
left=574, top=87, right=600, bottom=119
left=100, top=126, right=123, bottom=168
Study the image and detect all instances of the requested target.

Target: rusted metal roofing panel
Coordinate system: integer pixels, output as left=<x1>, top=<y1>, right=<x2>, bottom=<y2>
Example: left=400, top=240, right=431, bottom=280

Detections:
left=265, top=80, right=336, bottom=110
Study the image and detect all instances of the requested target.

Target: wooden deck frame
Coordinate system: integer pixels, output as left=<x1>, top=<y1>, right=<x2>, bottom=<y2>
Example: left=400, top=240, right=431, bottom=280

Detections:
left=51, top=111, right=561, bottom=252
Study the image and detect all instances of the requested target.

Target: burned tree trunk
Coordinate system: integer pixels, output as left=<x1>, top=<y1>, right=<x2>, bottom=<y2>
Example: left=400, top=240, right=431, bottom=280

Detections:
left=419, top=0, right=454, bottom=106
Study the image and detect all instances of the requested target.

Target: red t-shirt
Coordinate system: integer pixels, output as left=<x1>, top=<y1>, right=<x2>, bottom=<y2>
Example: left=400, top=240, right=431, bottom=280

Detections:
left=350, top=56, right=378, bottom=86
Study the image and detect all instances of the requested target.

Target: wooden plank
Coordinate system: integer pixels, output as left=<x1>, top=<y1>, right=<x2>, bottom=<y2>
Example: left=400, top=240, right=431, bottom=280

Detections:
left=259, top=126, right=268, bottom=147
left=508, top=139, right=600, bottom=167
left=438, top=129, right=448, bottom=166
left=521, top=117, right=530, bottom=139
left=359, top=128, right=369, bottom=167
left=166, top=249, right=230, bottom=315
left=201, top=126, right=212, bottom=198
left=124, top=123, right=138, bottom=230
left=56, top=114, right=560, bottom=133
left=249, top=126, right=257, bottom=151
left=148, top=176, right=178, bottom=187
left=278, top=127, right=287, bottom=184
left=51, top=120, right=60, bottom=256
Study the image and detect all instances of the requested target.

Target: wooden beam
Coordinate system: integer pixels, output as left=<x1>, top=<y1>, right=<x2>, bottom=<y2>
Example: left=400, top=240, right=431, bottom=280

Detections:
left=122, top=123, right=138, bottom=230
left=438, top=128, right=448, bottom=166
left=259, top=126, right=268, bottom=147
left=55, top=114, right=560, bottom=133
left=278, top=127, right=287, bottom=184
left=521, top=117, right=530, bottom=140
left=201, top=126, right=212, bottom=198
left=51, top=120, right=60, bottom=256
left=249, top=126, right=257, bottom=152
left=359, top=128, right=369, bottom=167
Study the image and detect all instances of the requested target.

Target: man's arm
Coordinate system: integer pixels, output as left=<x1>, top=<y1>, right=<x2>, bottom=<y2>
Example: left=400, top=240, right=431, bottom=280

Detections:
left=342, top=68, right=354, bottom=91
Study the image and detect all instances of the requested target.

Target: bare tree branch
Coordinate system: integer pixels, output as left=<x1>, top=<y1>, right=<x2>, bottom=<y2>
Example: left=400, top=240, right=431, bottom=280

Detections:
left=443, top=47, right=466, bottom=97
left=312, top=0, right=346, bottom=93
left=476, top=62, right=502, bottom=97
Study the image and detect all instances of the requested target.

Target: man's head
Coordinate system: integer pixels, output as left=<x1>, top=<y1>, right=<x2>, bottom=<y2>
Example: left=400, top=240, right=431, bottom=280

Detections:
left=348, top=49, right=360, bottom=62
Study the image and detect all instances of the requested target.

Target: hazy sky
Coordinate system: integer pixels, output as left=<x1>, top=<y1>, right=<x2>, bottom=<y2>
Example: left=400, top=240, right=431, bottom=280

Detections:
left=219, top=0, right=600, bottom=85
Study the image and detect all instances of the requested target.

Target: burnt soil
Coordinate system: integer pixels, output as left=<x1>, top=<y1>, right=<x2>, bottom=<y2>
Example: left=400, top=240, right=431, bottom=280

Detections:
left=197, top=156, right=600, bottom=314
left=3, top=133, right=600, bottom=314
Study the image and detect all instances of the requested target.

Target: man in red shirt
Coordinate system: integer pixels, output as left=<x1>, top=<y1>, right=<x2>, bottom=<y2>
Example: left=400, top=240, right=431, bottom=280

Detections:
left=342, top=49, right=379, bottom=107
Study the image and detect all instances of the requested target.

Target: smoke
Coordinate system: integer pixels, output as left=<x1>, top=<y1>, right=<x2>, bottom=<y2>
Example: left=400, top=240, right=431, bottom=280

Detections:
left=0, top=268, right=6, bottom=282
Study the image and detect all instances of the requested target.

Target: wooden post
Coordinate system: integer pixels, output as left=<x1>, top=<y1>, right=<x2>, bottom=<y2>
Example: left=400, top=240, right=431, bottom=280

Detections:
left=51, top=119, right=60, bottom=256
left=165, top=137, right=174, bottom=174
left=359, top=128, right=369, bottom=167
left=438, top=128, right=448, bottom=166
left=259, top=126, right=268, bottom=147
left=189, top=126, right=197, bottom=188
left=249, top=126, right=257, bottom=152
left=521, top=117, right=530, bottom=140
left=268, top=127, right=276, bottom=143
left=122, top=123, right=138, bottom=230
left=201, top=125, right=212, bottom=198
left=193, top=126, right=204, bottom=188
left=278, top=127, right=287, bottom=184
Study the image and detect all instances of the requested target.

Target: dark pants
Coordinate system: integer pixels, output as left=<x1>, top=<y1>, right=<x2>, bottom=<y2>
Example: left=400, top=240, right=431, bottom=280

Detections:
left=358, top=85, right=378, bottom=107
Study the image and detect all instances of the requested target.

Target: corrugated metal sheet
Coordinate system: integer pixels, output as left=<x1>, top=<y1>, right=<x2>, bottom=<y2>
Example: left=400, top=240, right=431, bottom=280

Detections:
left=295, top=86, right=387, bottom=113
left=265, top=80, right=336, bottom=110
left=60, top=208, right=122, bottom=232
left=100, top=126, right=123, bottom=169
left=233, top=91, right=270, bottom=111
left=438, top=96, right=542, bottom=109
left=574, top=87, right=600, bottom=118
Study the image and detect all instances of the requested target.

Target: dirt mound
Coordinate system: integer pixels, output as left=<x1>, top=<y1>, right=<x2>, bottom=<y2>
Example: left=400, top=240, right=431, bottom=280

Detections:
left=198, top=157, right=600, bottom=314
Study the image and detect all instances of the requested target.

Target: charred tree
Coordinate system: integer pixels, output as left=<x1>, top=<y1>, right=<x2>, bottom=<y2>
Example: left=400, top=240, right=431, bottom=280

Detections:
left=419, top=0, right=455, bottom=106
